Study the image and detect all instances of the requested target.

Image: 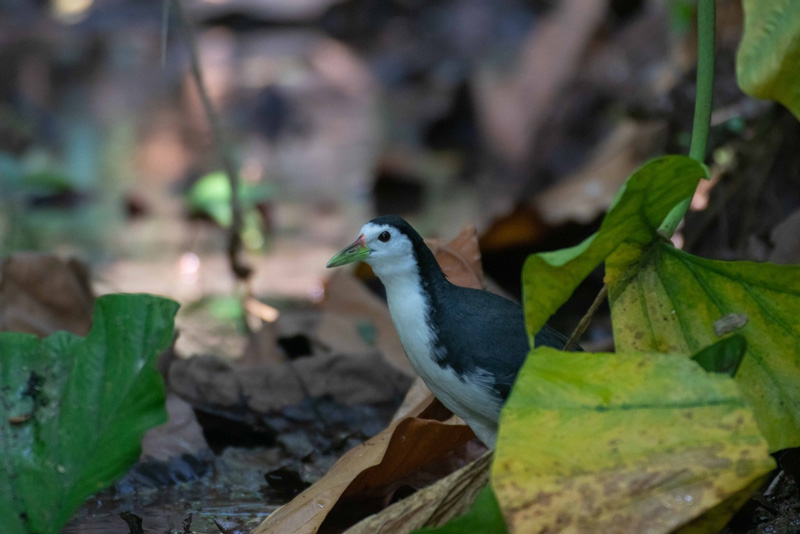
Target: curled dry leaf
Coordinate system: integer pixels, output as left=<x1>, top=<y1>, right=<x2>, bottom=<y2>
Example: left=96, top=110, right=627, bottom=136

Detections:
left=343, top=451, right=492, bottom=534
left=253, top=225, right=486, bottom=533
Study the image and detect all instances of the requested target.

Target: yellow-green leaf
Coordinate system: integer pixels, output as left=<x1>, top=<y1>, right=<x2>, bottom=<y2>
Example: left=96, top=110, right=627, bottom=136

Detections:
left=608, top=240, right=800, bottom=452
left=522, top=156, right=707, bottom=340
left=493, top=347, right=774, bottom=534
left=737, top=0, right=800, bottom=120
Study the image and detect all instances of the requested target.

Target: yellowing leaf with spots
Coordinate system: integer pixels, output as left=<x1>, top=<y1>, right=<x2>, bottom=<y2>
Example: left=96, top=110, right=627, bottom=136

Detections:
left=607, top=240, right=800, bottom=452
left=493, top=348, right=774, bottom=534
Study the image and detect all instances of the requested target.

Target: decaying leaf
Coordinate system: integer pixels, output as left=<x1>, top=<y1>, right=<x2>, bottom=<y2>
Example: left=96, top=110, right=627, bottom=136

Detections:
left=252, top=398, right=475, bottom=534
left=426, top=226, right=485, bottom=290
left=493, top=348, right=775, bottom=534
left=0, top=253, right=94, bottom=337
left=170, top=350, right=410, bottom=413
left=392, top=377, right=435, bottom=423
left=608, top=240, right=800, bottom=452
left=318, top=271, right=413, bottom=375
left=412, top=484, right=506, bottom=534
left=344, top=451, right=492, bottom=534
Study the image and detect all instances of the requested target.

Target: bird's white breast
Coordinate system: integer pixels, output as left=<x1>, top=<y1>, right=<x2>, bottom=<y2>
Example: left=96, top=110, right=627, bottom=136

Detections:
left=382, top=270, right=500, bottom=445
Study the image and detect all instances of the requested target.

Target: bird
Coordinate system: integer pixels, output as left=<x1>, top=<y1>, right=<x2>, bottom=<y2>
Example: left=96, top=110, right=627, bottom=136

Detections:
left=326, top=215, right=574, bottom=447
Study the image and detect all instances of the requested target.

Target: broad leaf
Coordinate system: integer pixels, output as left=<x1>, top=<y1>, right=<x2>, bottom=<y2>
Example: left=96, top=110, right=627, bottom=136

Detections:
left=493, top=347, right=774, bottom=534
left=691, top=335, right=747, bottom=377
left=608, top=240, right=800, bottom=452
left=737, top=0, right=800, bottom=120
left=522, top=156, right=707, bottom=340
left=0, top=294, right=178, bottom=534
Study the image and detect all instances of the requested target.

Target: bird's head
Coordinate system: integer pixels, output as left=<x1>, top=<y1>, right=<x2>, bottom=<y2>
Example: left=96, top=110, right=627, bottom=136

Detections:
left=326, top=215, right=425, bottom=280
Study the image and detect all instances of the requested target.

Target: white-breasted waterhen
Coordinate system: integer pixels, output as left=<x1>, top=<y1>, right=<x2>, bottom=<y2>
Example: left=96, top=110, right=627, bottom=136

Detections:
left=327, top=215, right=574, bottom=446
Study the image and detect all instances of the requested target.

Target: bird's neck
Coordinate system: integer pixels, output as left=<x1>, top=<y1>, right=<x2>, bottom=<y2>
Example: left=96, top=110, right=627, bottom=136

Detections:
left=373, top=243, right=449, bottom=365
left=371, top=241, right=448, bottom=291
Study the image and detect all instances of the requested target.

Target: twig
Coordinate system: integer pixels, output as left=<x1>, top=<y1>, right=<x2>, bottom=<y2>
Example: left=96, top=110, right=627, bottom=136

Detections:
left=564, top=284, right=607, bottom=351
left=161, top=0, right=169, bottom=68
left=171, top=0, right=252, bottom=280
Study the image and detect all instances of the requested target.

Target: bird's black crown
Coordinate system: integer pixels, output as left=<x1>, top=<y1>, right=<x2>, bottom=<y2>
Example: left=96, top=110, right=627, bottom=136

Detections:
left=368, top=215, right=445, bottom=281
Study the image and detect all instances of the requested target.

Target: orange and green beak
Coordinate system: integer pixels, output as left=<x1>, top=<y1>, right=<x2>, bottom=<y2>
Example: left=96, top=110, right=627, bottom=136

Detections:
left=326, top=234, right=369, bottom=268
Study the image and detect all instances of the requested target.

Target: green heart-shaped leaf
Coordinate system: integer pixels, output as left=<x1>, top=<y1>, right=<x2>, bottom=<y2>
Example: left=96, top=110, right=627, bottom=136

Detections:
left=0, top=294, right=178, bottom=534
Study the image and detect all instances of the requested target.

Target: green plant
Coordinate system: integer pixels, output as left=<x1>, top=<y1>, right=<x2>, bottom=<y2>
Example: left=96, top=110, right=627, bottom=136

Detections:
left=430, top=1, right=800, bottom=531
left=186, top=170, right=275, bottom=249
left=0, top=294, right=179, bottom=534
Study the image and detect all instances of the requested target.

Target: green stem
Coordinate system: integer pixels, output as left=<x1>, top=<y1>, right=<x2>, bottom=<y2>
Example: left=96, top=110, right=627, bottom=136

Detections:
left=658, top=0, right=715, bottom=238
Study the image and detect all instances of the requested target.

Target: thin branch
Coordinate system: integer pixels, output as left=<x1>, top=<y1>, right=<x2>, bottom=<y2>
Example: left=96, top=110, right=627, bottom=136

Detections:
left=171, top=0, right=251, bottom=280
left=564, top=284, right=607, bottom=351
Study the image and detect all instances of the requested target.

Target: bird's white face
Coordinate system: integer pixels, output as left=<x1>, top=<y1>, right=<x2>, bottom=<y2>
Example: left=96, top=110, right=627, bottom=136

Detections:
left=326, top=222, right=418, bottom=281
left=359, top=222, right=417, bottom=279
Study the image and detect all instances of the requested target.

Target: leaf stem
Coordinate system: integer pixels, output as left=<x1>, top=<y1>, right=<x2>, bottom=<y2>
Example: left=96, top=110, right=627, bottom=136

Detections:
left=658, top=0, right=716, bottom=238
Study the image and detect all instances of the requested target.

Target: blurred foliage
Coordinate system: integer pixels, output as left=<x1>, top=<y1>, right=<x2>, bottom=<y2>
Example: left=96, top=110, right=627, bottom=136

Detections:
left=185, top=170, right=275, bottom=249
left=737, top=0, right=800, bottom=121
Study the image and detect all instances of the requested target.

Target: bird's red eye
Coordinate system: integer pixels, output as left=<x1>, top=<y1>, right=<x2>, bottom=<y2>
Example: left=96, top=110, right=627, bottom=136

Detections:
left=378, top=231, right=391, bottom=242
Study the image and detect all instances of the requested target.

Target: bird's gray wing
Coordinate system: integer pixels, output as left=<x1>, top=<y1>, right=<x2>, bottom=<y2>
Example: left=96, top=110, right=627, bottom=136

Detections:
left=432, top=286, right=565, bottom=401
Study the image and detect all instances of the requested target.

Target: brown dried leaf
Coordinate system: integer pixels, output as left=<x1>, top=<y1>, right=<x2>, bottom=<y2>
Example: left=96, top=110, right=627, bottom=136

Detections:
left=318, top=271, right=412, bottom=375
left=344, top=452, right=492, bottom=534
left=252, top=398, right=474, bottom=534
left=427, top=225, right=484, bottom=290
left=0, top=253, right=94, bottom=336
left=391, top=377, right=434, bottom=423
